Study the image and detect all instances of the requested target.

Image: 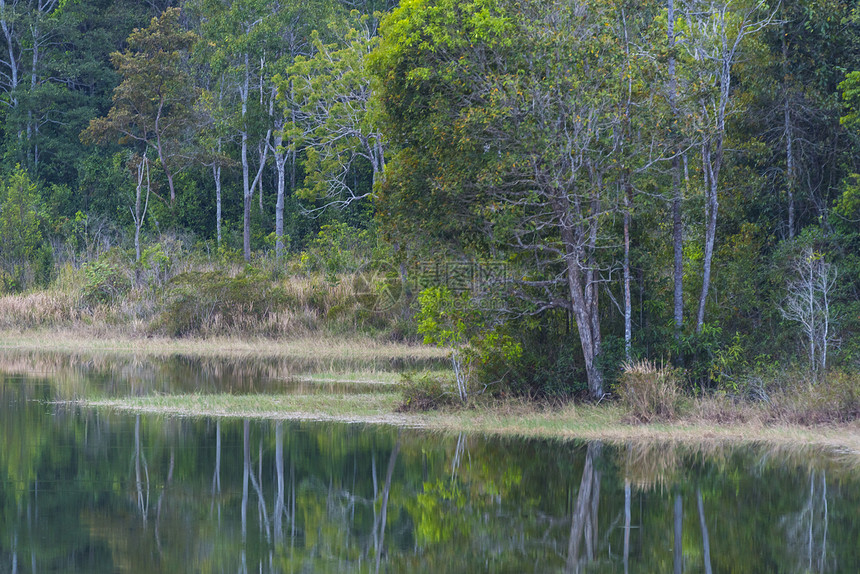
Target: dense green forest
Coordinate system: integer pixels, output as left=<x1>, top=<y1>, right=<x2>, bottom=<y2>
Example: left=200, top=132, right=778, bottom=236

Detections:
left=1, top=0, right=860, bottom=402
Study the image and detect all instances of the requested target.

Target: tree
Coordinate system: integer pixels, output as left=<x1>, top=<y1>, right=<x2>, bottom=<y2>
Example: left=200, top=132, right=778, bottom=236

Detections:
left=0, top=165, right=42, bottom=289
left=779, top=246, right=838, bottom=374
left=82, top=7, right=198, bottom=205
left=192, top=0, right=291, bottom=260
left=678, top=0, right=776, bottom=333
left=128, top=153, right=151, bottom=263
left=284, top=13, right=385, bottom=209
left=371, top=0, right=639, bottom=398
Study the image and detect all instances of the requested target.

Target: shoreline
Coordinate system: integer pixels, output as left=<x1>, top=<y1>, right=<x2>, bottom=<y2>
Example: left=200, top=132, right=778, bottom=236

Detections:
left=6, top=329, right=860, bottom=453
left=0, top=328, right=448, bottom=361
left=71, top=393, right=860, bottom=454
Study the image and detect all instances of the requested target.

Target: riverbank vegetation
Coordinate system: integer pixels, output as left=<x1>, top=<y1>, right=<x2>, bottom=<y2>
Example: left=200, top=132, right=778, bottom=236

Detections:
left=1, top=0, right=860, bottom=424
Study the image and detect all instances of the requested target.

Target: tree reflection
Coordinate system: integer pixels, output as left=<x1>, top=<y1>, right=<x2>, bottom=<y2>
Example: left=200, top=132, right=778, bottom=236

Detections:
left=1, top=371, right=860, bottom=573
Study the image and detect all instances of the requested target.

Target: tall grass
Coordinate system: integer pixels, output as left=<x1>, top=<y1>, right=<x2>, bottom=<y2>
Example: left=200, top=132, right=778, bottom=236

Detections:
left=616, top=359, right=682, bottom=422
left=0, top=258, right=408, bottom=340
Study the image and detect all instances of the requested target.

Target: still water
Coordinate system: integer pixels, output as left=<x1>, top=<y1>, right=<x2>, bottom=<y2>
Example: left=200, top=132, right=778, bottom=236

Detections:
left=0, top=353, right=858, bottom=573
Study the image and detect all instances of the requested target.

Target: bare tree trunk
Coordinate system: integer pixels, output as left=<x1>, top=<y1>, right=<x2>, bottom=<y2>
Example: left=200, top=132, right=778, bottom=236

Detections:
left=272, top=129, right=287, bottom=257
left=559, top=201, right=603, bottom=399
left=623, top=179, right=632, bottom=361
left=212, top=139, right=223, bottom=246
left=782, top=27, right=795, bottom=239
left=669, top=0, right=684, bottom=337
left=696, top=139, right=720, bottom=334
left=241, top=55, right=251, bottom=261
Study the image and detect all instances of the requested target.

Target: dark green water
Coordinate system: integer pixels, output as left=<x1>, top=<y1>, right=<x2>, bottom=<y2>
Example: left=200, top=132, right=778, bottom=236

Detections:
left=0, top=356, right=857, bottom=573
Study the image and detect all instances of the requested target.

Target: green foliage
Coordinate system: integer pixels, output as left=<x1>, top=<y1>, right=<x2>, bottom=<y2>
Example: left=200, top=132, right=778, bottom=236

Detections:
left=299, top=222, right=376, bottom=279
left=0, top=166, right=45, bottom=291
left=397, top=372, right=457, bottom=411
left=416, top=286, right=523, bottom=400
left=81, top=256, right=132, bottom=305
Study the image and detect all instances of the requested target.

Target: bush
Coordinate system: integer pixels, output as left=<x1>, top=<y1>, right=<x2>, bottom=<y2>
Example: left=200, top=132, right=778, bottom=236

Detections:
left=616, top=359, right=682, bottom=422
left=81, top=258, right=132, bottom=305
left=397, top=372, right=457, bottom=411
left=154, top=269, right=288, bottom=337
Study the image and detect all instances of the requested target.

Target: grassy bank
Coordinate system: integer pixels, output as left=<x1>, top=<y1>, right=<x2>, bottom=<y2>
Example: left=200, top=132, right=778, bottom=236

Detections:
left=0, top=328, right=447, bottom=361
left=75, top=392, right=860, bottom=454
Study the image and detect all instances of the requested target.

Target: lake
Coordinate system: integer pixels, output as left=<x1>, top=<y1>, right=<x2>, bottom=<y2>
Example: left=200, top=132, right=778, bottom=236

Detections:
left=0, top=352, right=856, bottom=572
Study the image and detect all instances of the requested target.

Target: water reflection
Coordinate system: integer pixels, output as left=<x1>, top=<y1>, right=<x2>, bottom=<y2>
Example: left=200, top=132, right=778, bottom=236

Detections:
left=0, top=371, right=859, bottom=572
left=0, top=349, right=442, bottom=398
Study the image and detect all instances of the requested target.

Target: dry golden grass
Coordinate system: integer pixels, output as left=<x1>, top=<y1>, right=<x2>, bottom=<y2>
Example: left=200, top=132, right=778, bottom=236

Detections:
left=0, top=329, right=447, bottom=361
left=0, top=291, right=81, bottom=329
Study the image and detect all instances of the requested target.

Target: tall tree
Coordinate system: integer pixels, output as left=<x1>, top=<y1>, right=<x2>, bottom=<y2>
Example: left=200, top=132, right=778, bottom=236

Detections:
left=82, top=7, right=198, bottom=205
left=679, top=0, right=775, bottom=333
left=371, top=0, right=641, bottom=398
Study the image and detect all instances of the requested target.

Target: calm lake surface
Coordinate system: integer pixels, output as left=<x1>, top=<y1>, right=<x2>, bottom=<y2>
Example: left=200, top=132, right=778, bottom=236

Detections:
left=0, top=352, right=857, bottom=573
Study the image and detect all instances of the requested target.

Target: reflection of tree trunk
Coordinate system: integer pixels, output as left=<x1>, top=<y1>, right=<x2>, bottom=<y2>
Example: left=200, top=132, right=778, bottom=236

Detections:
left=212, top=420, right=221, bottom=499
left=624, top=479, right=631, bottom=574
left=275, top=422, right=285, bottom=539
left=290, top=456, right=296, bottom=539
left=674, top=493, right=683, bottom=574
left=243, top=420, right=250, bottom=543
left=134, top=415, right=149, bottom=527
left=249, top=438, right=271, bottom=543
left=452, top=433, right=466, bottom=481
left=155, top=447, right=175, bottom=555
left=374, top=435, right=401, bottom=574
left=697, top=489, right=712, bottom=574
left=567, top=442, right=602, bottom=573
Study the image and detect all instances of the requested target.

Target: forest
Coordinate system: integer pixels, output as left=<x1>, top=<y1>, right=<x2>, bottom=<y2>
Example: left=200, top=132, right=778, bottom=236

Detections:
left=0, top=0, right=859, bottom=408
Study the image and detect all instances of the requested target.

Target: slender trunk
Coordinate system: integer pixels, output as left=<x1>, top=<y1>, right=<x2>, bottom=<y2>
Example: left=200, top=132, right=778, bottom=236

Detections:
left=0, top=1, right=19, bottom=110
left=669, top=0, right=684, bottom=336
left=697, top=489, right=712, bottom=574
left=273, top=130, right=286, bottom=257
left=241, top=55, right=251, bottom=261
left=154, top=98, right=176, bottom=204
left=623, top=178, right=632, bottom=361
left=558, top=189, right=603, bottom=398
left=696, top=139, right=720, bottom=334
left=782, top=27, right=795, bottom=239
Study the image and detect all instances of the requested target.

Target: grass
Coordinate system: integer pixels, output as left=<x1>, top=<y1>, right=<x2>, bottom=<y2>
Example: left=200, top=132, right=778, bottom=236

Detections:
left=75, top=392, right=860, bottom=454
left=0, top=329, right=448, bottom=361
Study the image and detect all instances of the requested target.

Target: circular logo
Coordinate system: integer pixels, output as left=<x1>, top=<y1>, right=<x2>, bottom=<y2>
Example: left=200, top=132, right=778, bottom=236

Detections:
left=352, top=261, right=404, bottom=313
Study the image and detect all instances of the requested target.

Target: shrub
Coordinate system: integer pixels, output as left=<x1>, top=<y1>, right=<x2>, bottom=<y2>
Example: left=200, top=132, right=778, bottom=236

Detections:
left=397, top=372, right=457, bottom=411
left=154, top=269, right=287, bottom=337
left=81, top=258, right=132, bottom=305
left=616, top=359, right=682, bottom=422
